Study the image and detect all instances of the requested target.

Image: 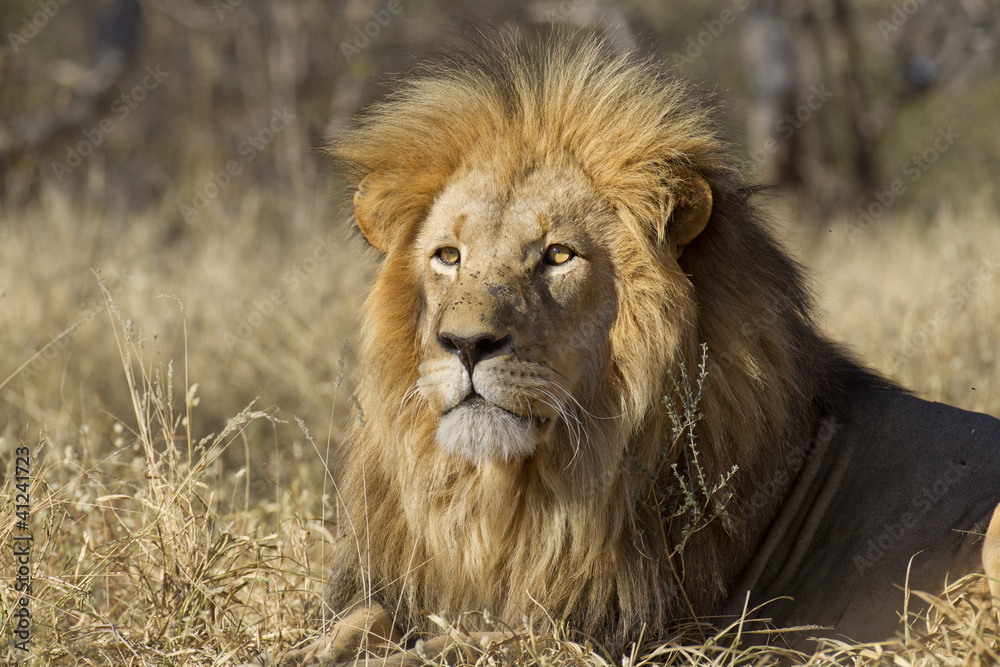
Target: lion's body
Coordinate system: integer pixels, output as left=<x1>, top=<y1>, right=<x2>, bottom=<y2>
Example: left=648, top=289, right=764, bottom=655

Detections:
left=726, top=386, right=1000, bottom=642
left=322, top=33, right=1000, bottom=654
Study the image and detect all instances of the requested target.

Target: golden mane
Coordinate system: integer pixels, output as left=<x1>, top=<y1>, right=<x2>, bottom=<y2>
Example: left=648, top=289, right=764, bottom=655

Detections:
left=325, top=32, right=883, bottom=647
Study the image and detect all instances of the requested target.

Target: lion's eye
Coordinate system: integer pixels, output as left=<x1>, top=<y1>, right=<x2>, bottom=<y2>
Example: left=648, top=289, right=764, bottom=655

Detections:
left=435, top=246, right=461, bottom=266
left=543, top=244, right=574, bottom=266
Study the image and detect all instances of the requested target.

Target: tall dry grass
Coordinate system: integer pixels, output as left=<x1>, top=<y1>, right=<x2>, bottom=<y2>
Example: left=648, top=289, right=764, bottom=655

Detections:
left=798, top=200, right=1000, bottom=418
left=1, top=186, right=364, bottom=663
left=1, top=187, right=998, bottom=664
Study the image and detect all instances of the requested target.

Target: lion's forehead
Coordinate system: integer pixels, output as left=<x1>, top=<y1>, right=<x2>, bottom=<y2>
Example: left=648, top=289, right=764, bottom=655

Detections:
left=418, top=163, right=604, bottom=260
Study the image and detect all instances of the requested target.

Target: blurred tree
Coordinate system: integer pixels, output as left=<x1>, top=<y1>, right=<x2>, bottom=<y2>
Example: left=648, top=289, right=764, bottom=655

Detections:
left=0, top=0, right=140, bottom=205
left=740, top=0, right=999, bottom=217
left=742, top=0, right=802, bottom=188
left=0, top=0, right=996, bottom=220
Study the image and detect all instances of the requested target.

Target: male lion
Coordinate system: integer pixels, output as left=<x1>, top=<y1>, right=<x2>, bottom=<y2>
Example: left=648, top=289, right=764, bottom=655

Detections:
left=310, top=33, right=1000, bottom=661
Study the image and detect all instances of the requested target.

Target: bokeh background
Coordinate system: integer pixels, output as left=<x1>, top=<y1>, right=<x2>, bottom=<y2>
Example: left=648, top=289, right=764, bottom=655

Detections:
left=0, top=0, right=998, bottom=662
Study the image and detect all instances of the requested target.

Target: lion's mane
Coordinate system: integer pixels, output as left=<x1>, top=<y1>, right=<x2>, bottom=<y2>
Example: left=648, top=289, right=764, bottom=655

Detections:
left=325, top=33, right=883, bottom=647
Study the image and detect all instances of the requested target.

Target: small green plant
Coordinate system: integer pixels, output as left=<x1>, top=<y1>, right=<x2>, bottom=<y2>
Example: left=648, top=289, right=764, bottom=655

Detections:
left=660, top=343, right=738, bottom=559
left=629, top=343, right=738, bottom=626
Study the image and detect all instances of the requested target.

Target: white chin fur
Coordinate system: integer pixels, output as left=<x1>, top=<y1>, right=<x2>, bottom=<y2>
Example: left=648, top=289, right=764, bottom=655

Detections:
left=435, top=403, right=538, bottom=464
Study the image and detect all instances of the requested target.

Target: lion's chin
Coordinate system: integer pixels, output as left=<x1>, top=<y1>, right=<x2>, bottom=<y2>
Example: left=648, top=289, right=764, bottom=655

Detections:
left=435, top=399, right=539, bottom=464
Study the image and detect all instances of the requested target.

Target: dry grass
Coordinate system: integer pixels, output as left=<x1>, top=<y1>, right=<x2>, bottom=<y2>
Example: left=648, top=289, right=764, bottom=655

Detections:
left=1, top=188, right=998, bottom=664
left=794, top=198, right=1000, bottom=418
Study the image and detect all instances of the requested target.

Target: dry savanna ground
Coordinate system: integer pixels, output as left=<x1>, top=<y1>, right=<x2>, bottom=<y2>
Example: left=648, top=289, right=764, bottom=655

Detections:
left=1, top=186, right=998, bottom=664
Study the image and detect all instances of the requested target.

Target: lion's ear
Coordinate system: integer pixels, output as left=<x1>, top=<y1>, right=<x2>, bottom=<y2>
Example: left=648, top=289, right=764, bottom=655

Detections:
left=667, top=167, right=713, bottom=255
left=353, top=173, right=390, bottom=253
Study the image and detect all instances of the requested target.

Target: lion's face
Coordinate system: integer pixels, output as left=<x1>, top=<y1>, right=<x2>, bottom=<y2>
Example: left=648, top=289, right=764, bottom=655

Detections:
left=412, top=161, right=618, bottom=464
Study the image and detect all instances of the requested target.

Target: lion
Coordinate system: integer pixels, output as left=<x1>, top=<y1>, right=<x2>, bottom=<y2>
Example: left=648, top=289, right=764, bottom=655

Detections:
left=307, top=32, right=1000, bottom=661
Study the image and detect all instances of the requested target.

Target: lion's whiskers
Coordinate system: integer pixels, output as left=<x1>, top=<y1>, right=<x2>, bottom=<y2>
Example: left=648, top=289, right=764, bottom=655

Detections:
left=533, top=384, right=591, bottom=468
left=546, top=374, right=623, bottom=422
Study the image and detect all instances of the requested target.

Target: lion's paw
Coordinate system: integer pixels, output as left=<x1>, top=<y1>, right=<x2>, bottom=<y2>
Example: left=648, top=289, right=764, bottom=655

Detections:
left=280, top=605, right=401, bottom=666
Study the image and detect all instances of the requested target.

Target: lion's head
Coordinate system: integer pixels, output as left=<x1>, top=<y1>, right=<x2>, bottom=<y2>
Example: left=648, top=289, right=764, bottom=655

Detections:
left=411, top=162, right=621, bottom=465
left=394, top=154, right=711, bottom=466
left=341, top=37, right=732, bottom=471
left=326, top=32, right=871, bottom=646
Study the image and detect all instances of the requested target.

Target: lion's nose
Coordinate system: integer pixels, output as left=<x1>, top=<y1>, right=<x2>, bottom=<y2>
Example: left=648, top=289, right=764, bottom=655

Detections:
left=439, top=332, right=511, bottom=377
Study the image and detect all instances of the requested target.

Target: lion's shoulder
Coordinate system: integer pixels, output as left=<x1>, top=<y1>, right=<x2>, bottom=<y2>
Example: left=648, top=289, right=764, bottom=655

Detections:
left=730, top=386, right=1000, bottom=646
